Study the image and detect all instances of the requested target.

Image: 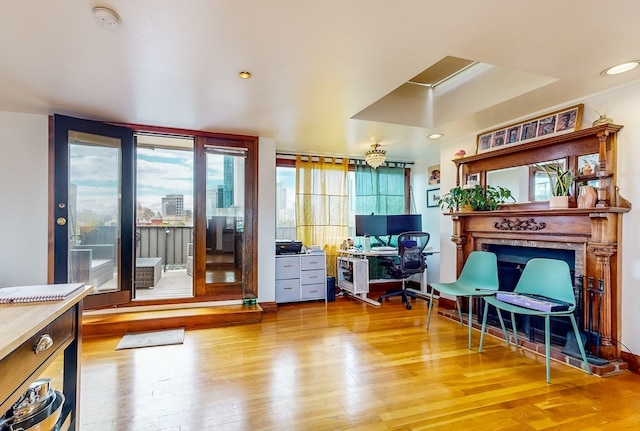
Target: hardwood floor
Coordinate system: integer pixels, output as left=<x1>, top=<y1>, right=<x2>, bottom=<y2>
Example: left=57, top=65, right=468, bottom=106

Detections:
left=43, top=297, right=640, bottom=430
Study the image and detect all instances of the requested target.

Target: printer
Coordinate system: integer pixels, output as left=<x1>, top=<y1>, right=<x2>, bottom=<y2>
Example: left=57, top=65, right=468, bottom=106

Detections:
left=276, top=239, right=303, bottom=255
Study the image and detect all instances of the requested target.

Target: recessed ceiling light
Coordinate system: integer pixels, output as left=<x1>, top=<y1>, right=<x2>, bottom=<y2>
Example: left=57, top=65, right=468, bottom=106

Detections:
left=92, top=7, right=121, bottom=31
left=428, top=133, right=444, bottom=139
left=238, top=71, right=252, bottom=79
left=601, top=60, right=640, bottom=76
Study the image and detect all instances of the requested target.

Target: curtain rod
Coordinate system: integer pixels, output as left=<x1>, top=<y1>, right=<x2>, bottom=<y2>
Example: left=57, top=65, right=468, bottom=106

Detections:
left=276, top=152, right=413, bottom=166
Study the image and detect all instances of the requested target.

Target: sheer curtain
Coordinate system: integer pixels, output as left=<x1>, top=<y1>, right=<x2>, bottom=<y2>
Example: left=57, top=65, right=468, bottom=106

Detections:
left=354, top=160, right=406, bottom=215
left=296, top=155, right=349, bottom=277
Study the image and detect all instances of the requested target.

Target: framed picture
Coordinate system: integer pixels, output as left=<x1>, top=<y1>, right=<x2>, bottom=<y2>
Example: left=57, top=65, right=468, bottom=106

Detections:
left=427, top=188, right=440, bottom=208
left=466, top=173, right=480, bottom=186
left=476, top=104, right=583, bottom=154
left=428, top=165, right=440, bottom=185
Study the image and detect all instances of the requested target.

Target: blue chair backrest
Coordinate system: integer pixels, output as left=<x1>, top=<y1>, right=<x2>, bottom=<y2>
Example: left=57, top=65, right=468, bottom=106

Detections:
left=457, top=251, right=499, bottom=291
left=514, top=258, right=576, bottom=307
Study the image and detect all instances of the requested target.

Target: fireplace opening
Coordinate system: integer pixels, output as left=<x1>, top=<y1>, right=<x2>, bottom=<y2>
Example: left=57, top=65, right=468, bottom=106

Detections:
left=479, top=244, right=578, bottom=347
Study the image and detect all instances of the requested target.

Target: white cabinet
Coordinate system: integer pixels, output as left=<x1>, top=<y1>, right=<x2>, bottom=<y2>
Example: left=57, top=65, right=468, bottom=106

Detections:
left=275, top=254, right=327, bottom=303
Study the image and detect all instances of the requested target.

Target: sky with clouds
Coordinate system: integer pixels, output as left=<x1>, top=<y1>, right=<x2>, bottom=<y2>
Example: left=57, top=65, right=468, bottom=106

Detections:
left=71, top=145, right=226, bottom=217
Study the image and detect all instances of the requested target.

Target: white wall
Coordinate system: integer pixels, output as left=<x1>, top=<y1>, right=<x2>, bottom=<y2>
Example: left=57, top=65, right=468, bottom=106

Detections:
left=435, top=80, right=640, bottom=356
left=257, top=137, right=276, bottom=302
left=0, top=112, right=49, bottom=287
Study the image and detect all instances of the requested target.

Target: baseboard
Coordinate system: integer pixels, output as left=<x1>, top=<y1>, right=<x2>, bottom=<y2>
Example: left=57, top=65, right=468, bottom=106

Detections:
left=621, top=350, right=640, bottom=374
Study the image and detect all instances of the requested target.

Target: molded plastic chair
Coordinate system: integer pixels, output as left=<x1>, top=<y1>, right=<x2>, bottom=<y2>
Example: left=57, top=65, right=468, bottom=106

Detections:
left=427, top=251, right=499, bottom=349
left=377, top=231, right=430, bottom=310
left=479, top=258, right=592, bottom=383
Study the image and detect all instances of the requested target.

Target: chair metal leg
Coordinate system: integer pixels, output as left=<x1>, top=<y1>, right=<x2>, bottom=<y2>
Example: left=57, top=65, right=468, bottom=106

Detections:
left=510, top=312, right=518, bottom=346
left=545, top=315, right=551, bottom=383
left=426, top=291, right=434, bottom=330
left=468, top=296, right=473, bottom=349
left=455, top=297, right=463, bottom=326
left=479, top=301, right=489, bottom=352
left=569, top=314, right=592, bottom=376
left=496, top=309, right=509, bottom=346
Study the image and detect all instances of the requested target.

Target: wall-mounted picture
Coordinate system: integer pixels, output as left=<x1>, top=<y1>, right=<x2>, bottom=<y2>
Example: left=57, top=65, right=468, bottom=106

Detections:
left=476, top=104, right=584, bottom=154
left=428, top=165, right=440, bottom=185
left=427, top=188, right=440, bottom=208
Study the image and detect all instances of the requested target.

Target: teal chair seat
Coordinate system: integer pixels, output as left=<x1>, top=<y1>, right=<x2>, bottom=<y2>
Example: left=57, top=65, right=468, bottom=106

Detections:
left=478, top=258, right=593, bottom=383
left=427, top=251, right=499, bottom=349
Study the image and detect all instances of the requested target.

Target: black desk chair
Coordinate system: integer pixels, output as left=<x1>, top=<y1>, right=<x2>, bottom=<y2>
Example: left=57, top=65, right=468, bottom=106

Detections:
left=377, top=231, right=430, bottom=310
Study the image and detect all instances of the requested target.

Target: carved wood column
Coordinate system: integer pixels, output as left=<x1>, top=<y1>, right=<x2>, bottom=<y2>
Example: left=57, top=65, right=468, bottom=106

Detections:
left=586, top=243, right=617, bottom=359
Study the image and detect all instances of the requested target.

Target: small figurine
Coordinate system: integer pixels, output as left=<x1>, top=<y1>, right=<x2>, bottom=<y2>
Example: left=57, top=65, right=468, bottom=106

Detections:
left=582, top=163, right=593, bottom=175
left=454, top=149, right=466, bottom=159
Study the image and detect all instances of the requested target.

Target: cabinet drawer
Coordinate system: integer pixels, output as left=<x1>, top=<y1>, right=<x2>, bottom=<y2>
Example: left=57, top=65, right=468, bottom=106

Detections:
left=301, top=269, right=324, bottom=285
left=275, top=256, right=300, bottom=280
left=301, top=254, right=325, bottom=271
left=302, top=283, right=325, bottom=300
left=276, top=279, right=300, bottom=303
left=0, top=308, right=75, bottom=408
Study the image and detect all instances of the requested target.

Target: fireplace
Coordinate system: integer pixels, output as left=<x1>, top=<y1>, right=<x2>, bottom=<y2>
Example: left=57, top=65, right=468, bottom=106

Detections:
left=479, top=243, right=579, bottom=348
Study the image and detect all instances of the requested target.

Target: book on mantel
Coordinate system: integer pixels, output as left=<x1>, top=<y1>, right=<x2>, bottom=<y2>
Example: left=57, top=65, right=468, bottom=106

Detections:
left=0, top=283, right=85, bottom=304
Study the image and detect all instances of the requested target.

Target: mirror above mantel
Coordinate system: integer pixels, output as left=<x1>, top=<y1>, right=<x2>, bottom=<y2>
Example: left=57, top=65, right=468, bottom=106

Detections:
left=453, top=123, right=629, bottom=209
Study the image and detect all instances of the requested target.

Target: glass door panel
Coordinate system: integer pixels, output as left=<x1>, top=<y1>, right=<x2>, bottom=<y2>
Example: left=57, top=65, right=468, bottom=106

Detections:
left=67, top=132, right=121, bottom=294
left=134, top=134, right=194, bottom=300
left=204, top=149, right=245, bottom=298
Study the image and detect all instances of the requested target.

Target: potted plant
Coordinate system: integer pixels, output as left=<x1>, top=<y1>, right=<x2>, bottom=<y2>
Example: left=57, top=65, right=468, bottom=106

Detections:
left=439, top=185, right=515, bottom=212
left=537, top=162, right=573, bottom=208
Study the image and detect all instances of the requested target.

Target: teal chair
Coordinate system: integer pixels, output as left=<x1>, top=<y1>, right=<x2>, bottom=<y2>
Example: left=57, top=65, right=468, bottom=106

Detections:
left=427, top=251, right=499, bottom=349
left=479, top=258, right=592, bottom=383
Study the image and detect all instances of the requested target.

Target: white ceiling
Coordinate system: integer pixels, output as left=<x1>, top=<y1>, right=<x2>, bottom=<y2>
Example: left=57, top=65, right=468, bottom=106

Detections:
left=1, top=1, right=639, bottom=162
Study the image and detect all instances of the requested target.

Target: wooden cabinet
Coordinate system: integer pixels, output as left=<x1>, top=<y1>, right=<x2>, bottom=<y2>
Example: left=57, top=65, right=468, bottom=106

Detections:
left=0, top=285, right=93, bottom=430
left=275, top=254, right=327, bottom=303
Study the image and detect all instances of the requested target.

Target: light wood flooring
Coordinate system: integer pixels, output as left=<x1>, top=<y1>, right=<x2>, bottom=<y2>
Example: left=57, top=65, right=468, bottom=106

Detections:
left=43, top=297, right=640, bottom=430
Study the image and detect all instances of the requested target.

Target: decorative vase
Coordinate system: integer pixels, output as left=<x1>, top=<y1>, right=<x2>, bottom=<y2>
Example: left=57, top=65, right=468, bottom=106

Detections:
left=577, top=185, right=597, bottom=208
left=549, top=195, right=569, bottom=209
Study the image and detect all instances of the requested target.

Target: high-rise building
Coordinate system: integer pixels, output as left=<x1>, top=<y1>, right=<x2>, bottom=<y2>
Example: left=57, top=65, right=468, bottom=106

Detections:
left=162, top=194, right=184, bottom=216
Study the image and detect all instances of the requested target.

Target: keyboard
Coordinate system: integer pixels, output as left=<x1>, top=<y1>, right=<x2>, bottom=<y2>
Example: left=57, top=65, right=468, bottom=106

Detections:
left=495, top=292, right=571, bottom=312
left=371, top=246, right=396, bottom=251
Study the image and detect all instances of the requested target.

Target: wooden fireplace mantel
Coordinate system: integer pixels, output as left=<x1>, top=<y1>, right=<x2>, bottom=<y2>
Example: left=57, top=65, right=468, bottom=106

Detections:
left=445, top=124, right=631, bottom=361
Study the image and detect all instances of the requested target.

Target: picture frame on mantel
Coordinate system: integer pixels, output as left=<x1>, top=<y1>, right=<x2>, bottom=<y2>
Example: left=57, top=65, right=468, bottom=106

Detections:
left=476, top=104, right=584, bottom=154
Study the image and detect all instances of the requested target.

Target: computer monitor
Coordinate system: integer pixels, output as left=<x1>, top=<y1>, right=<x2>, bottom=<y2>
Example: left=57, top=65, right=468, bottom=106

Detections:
left=386, top=214, right=422, bottom=236
left=355, top=215, right=387, bottom=237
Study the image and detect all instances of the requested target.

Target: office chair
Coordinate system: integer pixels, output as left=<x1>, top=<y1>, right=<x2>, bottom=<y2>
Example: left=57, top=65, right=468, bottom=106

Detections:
left=377, top=231, right=430, bottom=310
left=427, top=251, right=499, bottom=349
left=479, top=258, right=592, bottom=383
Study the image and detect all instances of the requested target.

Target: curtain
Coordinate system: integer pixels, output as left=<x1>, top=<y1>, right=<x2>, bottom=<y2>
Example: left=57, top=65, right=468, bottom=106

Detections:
left=296, top=155, right=349, bottom=277
left=354, top=160, right=406, bottom=215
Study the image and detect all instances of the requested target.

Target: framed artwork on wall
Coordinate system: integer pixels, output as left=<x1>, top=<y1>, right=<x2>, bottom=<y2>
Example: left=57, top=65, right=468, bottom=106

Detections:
left=427, top=188, right=440, bottom=208
left=475, top=104, right=583, bottom=154
left=428, top=165, right=440, bottom=185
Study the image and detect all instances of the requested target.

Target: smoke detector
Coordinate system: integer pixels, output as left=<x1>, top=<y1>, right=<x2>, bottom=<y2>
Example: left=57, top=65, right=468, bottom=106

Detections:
left=92, top=7, right=121, bottom=31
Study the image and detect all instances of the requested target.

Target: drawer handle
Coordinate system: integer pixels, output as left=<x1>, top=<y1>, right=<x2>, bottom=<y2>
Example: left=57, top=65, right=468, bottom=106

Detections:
left=284, top=287, right=293, bottom=290
left=309, top=276, right=318, bottom=279
left=283, top=264, right=292, bottom=268
left=309, top=290, right=318, bottom=293
left=34, top=334, right=53, bottom=354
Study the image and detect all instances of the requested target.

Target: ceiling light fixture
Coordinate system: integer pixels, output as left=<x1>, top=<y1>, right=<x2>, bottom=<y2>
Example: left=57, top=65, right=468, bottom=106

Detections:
left=601, top=60, right=640, bottom=76
left=92, top=7, right=121, bottom=31
left=428, top=133, right=444, bottom=139
left=365, top=143, right=386, bottom=169
left=238, top=71, right=252, bottom=79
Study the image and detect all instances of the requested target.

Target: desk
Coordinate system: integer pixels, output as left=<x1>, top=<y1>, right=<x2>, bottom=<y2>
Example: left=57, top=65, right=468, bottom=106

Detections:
left=0, top=285, right=93, bottom=430
left=337, top=248, right=438, bottom=306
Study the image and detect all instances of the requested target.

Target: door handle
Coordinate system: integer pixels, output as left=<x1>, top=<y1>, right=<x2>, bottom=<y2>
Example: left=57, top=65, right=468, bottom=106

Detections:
left=56, top=217, right=66, bottom=226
